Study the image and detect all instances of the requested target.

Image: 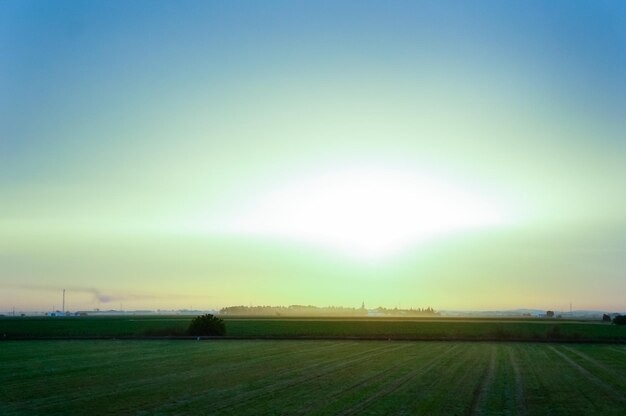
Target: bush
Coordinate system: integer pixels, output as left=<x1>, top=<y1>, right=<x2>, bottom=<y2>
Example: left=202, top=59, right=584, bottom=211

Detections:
left=187, top=314, right=226, bottom=336
left=613, top=315, right=626, bottom=326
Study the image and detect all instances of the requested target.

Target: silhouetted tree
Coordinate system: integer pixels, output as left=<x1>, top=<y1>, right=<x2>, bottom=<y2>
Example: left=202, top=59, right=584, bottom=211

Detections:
left=602, top=314, right=611, bottom=322
left=546, top=310, right=555, bottom=318
left=188, top=314, right=226, bottom=336
left=613, top=315, right=626, bottom=326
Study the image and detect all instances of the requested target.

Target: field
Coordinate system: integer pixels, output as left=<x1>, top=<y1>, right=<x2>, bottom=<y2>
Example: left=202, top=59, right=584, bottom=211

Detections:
left=2, top=340, right=626, bottom=415
left=2, top=316, right=626, bottom=342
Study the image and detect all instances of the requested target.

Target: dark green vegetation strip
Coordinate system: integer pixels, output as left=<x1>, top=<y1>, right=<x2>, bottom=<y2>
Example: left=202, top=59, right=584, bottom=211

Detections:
left=2, top=316, right=626, bottom=342
left=2, top=341, right=626, bottom=415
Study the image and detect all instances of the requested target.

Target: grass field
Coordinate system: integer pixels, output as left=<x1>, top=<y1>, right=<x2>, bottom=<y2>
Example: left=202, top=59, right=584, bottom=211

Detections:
left=2, top=316, right=626, bottom=342
left=2, top=340, right=626, bottom=415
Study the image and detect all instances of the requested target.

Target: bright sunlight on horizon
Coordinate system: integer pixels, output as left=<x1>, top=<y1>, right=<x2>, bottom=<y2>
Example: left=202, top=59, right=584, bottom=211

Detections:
left=208, top=167, right=513, bottom=260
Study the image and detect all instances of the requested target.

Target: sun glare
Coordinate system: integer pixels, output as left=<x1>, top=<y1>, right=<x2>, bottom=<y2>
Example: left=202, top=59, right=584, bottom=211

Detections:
left=216, top=168, right=509, bottom=260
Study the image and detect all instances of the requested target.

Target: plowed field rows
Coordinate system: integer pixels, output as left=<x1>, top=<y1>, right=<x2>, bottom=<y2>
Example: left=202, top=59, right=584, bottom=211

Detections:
left=2, top=341, right=626, bottom=415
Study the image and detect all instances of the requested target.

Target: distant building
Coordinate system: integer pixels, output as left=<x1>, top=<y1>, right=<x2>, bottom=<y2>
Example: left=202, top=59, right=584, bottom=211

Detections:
left=46, top=311, right=71, bottom=317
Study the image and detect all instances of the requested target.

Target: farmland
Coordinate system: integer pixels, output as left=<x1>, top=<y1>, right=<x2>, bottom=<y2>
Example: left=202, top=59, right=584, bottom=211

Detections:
left=2, top=340, right=626, bottom=415
left=2, top=316, right=626, bottom=342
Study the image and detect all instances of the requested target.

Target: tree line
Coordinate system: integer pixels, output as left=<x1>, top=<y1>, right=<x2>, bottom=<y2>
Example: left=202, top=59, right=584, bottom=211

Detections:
left=219, top=304, right=439, bottom=317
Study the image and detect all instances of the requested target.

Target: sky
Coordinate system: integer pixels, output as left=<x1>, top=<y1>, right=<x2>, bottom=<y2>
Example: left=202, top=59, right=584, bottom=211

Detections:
left=1, top=0, right=625, bottom=312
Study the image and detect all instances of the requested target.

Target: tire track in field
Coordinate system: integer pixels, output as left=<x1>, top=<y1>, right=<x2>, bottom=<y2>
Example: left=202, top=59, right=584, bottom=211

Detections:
left=291, top=355, right=417, bottom=415
left=562, top=346, right=626, bottom=385
left=508, top=347, right=528, bottom=416
left=335, top=344, right=464, bottom=416
left=295, top=343, right=456, bottom=415
left=517, top=345, right=555, bottom=414
left=105, top=342, right=349, bottom=401
left=113, top=341, right=347, bottom=391
left=34, top=342, right=346, bottom=412
left=160, top=342, right=411, bottom=414
left=548, top=346, right=626, bottom=405
left=9, top=346, right=204, bottom=410
left=26, top=349, right=217, bottom=411
left=467, top=345, right=497, bottom=416
left=216, top=343, right=413, bottom=414
left=21, top=343, right=260, bottom=398
left=609, top=347, right=626, bottom=355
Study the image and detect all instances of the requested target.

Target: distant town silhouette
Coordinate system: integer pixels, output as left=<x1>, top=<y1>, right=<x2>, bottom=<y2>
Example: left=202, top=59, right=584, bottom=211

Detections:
left=220, top=304, right=439, bottom=317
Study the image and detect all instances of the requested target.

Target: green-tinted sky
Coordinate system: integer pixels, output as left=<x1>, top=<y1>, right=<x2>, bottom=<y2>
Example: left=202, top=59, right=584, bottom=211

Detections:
left=1, top=1, right=625, bottom=312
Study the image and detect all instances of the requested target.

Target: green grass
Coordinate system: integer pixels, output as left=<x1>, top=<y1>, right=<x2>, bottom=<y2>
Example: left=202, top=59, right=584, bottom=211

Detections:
left=0, top=316, right=191, bottom=337
left=2, top=316, right=626, bottom=341
left=1, top=340, right=626, bottom=415
left=224, top=318, right=626, bottom=341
